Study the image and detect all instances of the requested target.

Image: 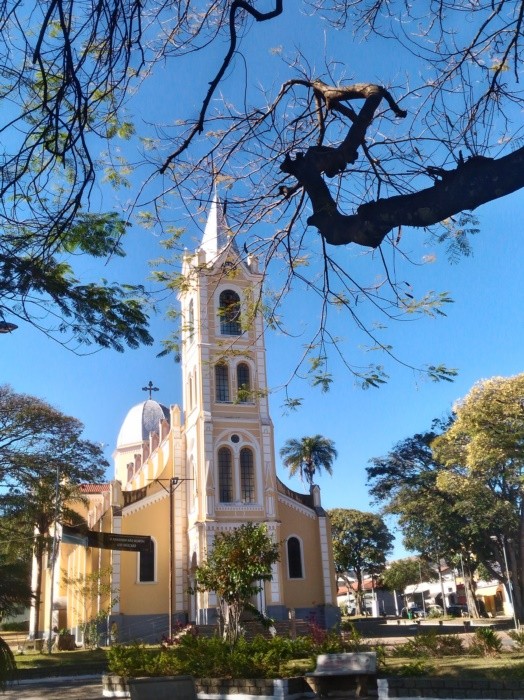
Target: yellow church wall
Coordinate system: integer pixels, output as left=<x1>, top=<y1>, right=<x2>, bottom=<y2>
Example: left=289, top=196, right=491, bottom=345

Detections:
left=118, top=492, right=170, bottom=615
left=277, top=498, right=334, bottom=609
left=62, top=495, right=116, bottom=632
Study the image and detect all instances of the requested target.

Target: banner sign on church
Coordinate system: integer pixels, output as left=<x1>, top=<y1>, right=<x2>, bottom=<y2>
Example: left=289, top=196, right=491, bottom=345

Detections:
left=62, top=525, right=152, bottom=552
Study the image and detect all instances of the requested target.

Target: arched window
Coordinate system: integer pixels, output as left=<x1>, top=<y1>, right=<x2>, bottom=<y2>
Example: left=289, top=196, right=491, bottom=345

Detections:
left=188, top=299, right=195, bottom=341
left=240, top=447, right=255, bottom=503
left=219, top=290, right=241, bottom=335
left=139, top=540, right=155, bottom=583
left=218, top=447, right=233, bottom=502
left=287, top=537, right=303, bottom=579
left=236, top=363, right=251, bottom=403
left=215, top=364, right=230, bottom=402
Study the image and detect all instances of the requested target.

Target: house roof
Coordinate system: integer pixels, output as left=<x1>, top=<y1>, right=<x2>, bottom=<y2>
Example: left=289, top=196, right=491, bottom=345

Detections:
left=80, top=483, right=110, bottom=494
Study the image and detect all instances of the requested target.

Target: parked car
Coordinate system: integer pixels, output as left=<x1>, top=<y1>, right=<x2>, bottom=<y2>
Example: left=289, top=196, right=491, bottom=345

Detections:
left=446, top=605, right=469, bottom=617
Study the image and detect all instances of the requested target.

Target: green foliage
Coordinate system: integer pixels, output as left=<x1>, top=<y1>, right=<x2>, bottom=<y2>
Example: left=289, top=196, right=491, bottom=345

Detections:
left=381, top=558, right=437, bottom=594
left=62, top=567, right=117, bottom=649
left=0, top=558, right=33, bottom=619
left=279, top=435, right=337, bottom=487
left=0, top=621, right=29, bottom=633
left=431, top=374, right=524, bottom=611
left=468, top=627, right=503, bottom=656
left=0, top=636, right=16, bottom=690
left=107, top=642, right=180, bottom=677
left=191, top=524, right=279, bottom=646
left=391, top=631, right=464, bottom=658
left=107, top=629, right=376, bottom=679
left=508, top=629, right=524, bottom=651
left=1, top=213, right=152, bottom=351
left=328, top=508, right=393, bottom=614
left=394, top=659, right=434, bottom=677
left=0, top=385, right=108, bottom=637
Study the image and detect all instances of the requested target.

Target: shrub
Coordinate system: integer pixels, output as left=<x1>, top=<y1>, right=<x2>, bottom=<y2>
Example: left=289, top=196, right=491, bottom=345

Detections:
left=0, top=637, right=16, bottom=690
left=107, top=627, right=380, bottom=679
left=395, top=660, right=434, bottom=677
left=508, top=629, right=524, bottom=652
left=390, top=631, right=463, bottom=659
left=468, top=627, right=502, bottom=656
left=0, top=621, right=29, bottom=633
left=107, top=642, right=179, bottom=677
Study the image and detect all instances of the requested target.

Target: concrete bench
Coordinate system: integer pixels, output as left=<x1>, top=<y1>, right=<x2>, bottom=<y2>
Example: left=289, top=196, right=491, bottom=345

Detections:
left=305, top=652, right=377, bottom=698
left=127, top=675, right=197, bottom=700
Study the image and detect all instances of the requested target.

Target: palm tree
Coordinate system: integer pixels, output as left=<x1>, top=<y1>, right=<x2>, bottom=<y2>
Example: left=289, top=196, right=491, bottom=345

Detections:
left=279, top=435, right=337, bottom=487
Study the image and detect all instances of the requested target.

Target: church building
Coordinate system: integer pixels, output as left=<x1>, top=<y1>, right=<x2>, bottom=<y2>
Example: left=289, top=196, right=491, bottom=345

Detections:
left=33, top=197, right=338, bottom=643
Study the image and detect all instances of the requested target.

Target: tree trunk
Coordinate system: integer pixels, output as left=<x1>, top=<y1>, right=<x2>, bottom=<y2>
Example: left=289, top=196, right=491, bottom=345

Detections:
left=463, top=573, right=480, bottom=619
left=354, top=569, right=364, bottom=615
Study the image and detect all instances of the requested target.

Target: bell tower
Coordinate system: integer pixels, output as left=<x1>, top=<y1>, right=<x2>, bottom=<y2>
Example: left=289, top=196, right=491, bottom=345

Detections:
left=179, top=195, right=283, bottom=623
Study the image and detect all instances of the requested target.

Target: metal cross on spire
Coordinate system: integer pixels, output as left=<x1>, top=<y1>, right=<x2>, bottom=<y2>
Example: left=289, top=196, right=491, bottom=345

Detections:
left=142, top=380, right=159, bottom=400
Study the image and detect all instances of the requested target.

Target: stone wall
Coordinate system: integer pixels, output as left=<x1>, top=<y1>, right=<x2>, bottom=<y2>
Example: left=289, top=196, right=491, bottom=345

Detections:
left=196, top=677, right=310, bottom=700
left=380, top=677, right=524, bottom=699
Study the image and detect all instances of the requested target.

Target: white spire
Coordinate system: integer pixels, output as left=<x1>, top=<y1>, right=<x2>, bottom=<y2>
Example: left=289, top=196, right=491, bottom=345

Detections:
left=200, top=192, right=239, bottom=258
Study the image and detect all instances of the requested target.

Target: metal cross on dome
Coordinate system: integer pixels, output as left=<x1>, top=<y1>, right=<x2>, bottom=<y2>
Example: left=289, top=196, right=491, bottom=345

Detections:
left=142, top=380, right=159, bottom=399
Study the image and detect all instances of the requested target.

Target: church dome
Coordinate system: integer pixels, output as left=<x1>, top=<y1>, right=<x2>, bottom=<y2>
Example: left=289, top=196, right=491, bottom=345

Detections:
left=116, top=400, right=170, bottom=448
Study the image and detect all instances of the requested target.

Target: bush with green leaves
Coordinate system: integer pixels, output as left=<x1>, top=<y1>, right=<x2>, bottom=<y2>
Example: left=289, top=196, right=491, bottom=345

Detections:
left=391, top=631, right=463, bottom=658
left=0, top=637, right=16, bottom=690
left=107, top=642, right=180, bottom=677
left=468, top=627, right=502, bottom=656
left=107, top=628, right=379, bottom=679
left=508, top=629, right=524, bottom=652
left=394, top=659, right=434, bottom=677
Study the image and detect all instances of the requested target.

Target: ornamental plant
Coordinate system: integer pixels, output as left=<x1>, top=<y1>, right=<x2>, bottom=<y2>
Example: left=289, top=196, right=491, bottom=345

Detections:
left=190, top=523, right=280, bottom=646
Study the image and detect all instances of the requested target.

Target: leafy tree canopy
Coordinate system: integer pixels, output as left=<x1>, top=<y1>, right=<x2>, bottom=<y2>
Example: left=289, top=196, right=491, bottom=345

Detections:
left=432, top=373, right=524, bottom=619
left=0, top=384, right=108, bottom=488
left=280, top=435, right=337, bottom=487
left=368, top=374, right=524, bottom=619
left=0, top=384, right=108, bottom=636
left=381, top=557, right=437, bottom=594
left=191, top=523, right=279, bottom=645
left=329, top=507, right=393, bottom=613
left=329, top=508, right=394, bottom=577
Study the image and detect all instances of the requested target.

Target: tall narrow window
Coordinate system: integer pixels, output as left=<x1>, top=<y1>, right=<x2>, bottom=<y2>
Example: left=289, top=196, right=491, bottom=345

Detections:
left=215, top=364, right=230, bottom=402
left=236, top=363, right=251, bottom=403
left=188, top=299, right=195, bottom=341
left=218, top=447, right=233, bottom=502
left=287, top=537, right=303, bottom=579
left=219, top=290, right=241, bottom=335
left=139, top=541, right=155, bottom=583
left=240, top=447, right=255, bottom=503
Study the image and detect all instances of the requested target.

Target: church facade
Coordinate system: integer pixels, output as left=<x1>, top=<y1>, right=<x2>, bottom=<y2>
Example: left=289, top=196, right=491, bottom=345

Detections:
left=33, top=198, right=338, bottom=643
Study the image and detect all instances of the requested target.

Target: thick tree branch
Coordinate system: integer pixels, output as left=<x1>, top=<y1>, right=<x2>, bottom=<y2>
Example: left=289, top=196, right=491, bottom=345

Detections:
left=279, top=80, right=524, bottom=248
left=304, top=148, right=524, bottom=248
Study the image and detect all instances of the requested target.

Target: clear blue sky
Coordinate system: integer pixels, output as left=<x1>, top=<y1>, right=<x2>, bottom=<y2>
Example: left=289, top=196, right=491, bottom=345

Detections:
left=2, top=6, right=523, bottom=559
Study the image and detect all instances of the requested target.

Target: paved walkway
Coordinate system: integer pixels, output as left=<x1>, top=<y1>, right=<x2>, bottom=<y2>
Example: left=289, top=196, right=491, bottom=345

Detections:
left=2, top=676, right=106, bottom=699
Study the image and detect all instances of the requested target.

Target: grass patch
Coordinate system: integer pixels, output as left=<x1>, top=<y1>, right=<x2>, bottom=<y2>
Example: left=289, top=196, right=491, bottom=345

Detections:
left=383, top=654, right=524, bottom=679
